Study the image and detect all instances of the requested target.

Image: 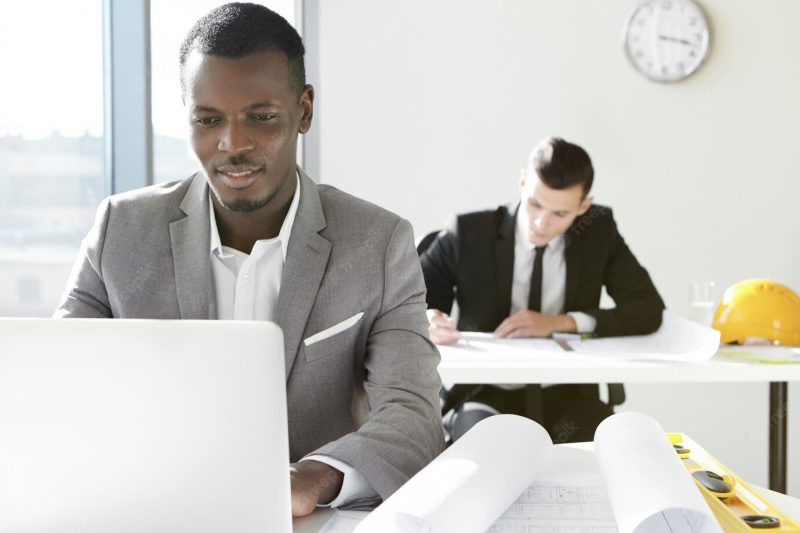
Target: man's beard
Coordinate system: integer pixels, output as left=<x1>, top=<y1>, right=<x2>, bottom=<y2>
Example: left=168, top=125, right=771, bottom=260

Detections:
left=214, top=190, right=278, bottom=213
left=209, top=169, right=289, bottom=213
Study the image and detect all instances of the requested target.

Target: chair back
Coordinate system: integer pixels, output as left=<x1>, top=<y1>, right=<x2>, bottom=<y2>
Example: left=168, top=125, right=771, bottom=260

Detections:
left=415, top=230, right=440, bottom=255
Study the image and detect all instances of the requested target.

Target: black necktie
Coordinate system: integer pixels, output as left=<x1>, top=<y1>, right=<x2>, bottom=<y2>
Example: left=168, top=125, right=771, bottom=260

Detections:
left=527, top=245, right=547, bottom=312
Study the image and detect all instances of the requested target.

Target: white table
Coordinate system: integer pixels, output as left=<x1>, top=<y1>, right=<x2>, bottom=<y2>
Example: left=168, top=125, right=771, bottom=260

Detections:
left=438, top=349, right=800, bottom=493
left=293, top=510, right=338, bottom=533
left=437, top=350, right=800, bottom=384
left=293, top=443, right=800, bottom=532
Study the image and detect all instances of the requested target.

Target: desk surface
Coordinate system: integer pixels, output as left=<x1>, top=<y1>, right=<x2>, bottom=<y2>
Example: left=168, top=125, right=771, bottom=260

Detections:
left=438, top=350, right=800, bottom=384
left=439, top=344, right=798, bottom=495
left=293, top=444, right=800, bottom=532
left=293, top=509, right=338, bottom=533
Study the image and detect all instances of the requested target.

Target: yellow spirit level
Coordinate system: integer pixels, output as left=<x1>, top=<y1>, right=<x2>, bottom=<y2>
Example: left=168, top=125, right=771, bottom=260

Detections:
left=668, top=433, right=800, bottom=532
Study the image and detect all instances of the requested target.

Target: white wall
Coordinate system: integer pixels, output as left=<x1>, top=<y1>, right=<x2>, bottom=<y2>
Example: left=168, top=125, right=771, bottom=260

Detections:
left=305, top=0, right=800, bottom=494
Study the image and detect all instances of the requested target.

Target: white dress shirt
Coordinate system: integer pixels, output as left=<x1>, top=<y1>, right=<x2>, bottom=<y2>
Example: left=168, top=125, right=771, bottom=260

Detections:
left=208, top=173, right=374, bottom=508
left=510, top=206, right=597, bottom=333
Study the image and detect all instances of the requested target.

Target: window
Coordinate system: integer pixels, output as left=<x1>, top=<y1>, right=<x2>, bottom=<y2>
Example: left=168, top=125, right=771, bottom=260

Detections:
left=150, top=1, right=299, bottom=184
left=0, top=1, right=105, bottom=317
left=0, top=1, right=301, bottom=317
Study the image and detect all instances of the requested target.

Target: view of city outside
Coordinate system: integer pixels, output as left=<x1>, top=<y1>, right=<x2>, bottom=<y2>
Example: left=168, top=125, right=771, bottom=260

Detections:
left=0, top=1, right=297, bottom=317
left=151, top=0, right=297, bottom=183
left=0, top=1, right=105, bottom=317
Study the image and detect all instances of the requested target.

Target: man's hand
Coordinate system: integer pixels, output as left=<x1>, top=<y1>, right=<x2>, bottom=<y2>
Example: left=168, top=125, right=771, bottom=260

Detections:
left=426, top=309, right=461, bottom=345
left=494, top=310, right=577, bottom=339
left=290, top=460, right=344, bottom=517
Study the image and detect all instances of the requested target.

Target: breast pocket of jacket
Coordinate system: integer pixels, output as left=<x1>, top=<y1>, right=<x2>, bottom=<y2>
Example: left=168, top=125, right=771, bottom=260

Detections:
left=303, top=312, right=364, bottom=363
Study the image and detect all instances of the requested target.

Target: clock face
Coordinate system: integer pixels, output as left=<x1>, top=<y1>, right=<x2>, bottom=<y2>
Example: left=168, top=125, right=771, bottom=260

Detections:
left=623, top=0, right=711, bottom=82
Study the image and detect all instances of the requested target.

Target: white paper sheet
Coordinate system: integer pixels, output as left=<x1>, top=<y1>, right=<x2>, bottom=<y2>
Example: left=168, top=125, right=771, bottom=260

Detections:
left=440, top=332, right=613, bottom=365
left=489, top=472, right=617, bottom=532
left=442, top=311, right=720, bottom=363
left=594, top=412, right=721, bottom=533
left=568, top=311, right=720, bottom=362
left=452, top=332, right=569, bottom=357
left=457, top=332, right=564, bottom=352
left=717, top=345, right=800, bottom=364
left=354, top=415, right=553, bottom=533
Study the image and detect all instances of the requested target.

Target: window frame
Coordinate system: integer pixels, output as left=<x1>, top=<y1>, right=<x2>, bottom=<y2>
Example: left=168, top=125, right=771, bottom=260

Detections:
left=104, top=0, right=154, bottom=194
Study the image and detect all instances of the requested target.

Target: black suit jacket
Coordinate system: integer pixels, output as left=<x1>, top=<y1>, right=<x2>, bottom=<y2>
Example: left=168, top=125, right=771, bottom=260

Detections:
left=421, top=203, right=665, bottom=337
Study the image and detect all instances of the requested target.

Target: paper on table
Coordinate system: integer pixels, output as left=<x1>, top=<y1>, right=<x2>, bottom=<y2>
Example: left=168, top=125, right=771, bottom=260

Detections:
left=718, top=345, right=800, bottom=364
left=567, top=311, right=720, bottom=362
left=489, top=471, right=616, bottom=532
left=354, top=415, right=553, bottom=533
left=440, top=332, right=593, bottom=364
left=594, top=412, right=721, bottom=533
left=441, top=312, right=719, bottom=363
left=456, top=332, right=565, bottom=353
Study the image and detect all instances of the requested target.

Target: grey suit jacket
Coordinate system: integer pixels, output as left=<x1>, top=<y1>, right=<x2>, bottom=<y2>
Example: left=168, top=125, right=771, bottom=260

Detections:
left=55, top=169, right=444, bottom=500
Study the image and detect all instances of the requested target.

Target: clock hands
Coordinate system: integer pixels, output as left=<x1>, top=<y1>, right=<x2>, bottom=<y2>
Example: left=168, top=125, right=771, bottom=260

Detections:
left=658, top=34, right=696, bottom=47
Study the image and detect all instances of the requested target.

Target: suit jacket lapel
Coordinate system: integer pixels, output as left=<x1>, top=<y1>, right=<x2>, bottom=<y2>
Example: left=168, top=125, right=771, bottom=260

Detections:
left=494, top=203, right=517, bottom=322
left=169, top=173, right=210, bottom=319
left=276, top=169, right=332, bottom=378
left=564, top=222, right=582, bottom=313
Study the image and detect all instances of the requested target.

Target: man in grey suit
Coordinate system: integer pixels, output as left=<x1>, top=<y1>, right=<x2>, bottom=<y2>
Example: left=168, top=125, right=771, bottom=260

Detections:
left=55, top=3, right=443, bottom=516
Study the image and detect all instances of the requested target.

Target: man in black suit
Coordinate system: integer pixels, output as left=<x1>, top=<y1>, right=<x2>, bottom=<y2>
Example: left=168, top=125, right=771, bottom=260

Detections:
left=421, top=137, right=664, bottom=442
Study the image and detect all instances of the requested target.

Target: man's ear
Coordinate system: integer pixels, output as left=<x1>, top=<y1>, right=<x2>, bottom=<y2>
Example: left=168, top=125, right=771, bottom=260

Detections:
left=577, top=195, right=593, bottom=216
left=519, top=168, right=527, bottom=190
left=298, top=84, right=314, bottom=134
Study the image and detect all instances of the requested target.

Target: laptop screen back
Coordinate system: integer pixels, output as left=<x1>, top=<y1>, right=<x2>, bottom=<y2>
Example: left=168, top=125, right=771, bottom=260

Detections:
left=0, top=318, right=290, bottom=533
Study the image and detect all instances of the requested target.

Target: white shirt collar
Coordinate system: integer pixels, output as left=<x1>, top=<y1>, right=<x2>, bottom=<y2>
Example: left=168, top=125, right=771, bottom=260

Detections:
left=209, top=170, right=301, bottom=261
left=514, top=202, right=564, bottom=254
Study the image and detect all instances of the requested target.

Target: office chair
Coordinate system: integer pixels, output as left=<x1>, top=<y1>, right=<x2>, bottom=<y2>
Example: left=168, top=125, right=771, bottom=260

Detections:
left=415, top=229, right=441, bottom=255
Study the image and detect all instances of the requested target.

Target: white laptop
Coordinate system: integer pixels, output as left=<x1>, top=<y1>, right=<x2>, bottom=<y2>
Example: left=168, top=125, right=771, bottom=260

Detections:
left=0, top=318, right=291, bottom=533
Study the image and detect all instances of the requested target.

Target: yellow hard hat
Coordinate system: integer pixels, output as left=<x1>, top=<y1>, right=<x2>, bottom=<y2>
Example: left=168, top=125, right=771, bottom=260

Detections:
left=712, top=279, right=800, bottom=346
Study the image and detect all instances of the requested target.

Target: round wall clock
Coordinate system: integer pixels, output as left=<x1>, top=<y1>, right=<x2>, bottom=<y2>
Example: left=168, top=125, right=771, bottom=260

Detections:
left=623, top=0, right=711, bottom=83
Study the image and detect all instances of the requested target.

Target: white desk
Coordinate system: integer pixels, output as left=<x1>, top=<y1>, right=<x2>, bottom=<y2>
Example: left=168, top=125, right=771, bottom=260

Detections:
left=437, top=351, right=800, bottom=384
left=293, top=510, right=338, bottom=533
left=293, top=444, right=800, bottom=532
left=438, top=350, right=800, bottom=493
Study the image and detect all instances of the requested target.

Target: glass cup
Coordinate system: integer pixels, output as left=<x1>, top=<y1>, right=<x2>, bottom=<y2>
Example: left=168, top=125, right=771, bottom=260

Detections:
left=688, top=281, right=715, bottom=326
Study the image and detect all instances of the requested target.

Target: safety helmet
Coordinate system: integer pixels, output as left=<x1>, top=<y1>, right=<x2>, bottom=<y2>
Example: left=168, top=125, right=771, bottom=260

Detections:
left=712, top=279, right=800, bottom=346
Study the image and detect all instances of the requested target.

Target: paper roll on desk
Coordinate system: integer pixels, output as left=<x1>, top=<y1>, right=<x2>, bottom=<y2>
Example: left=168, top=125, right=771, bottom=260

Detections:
left=355, top=412, right=723, bottom=533
left=355, top=415, right=553, bottom=533
left=595, top=412, right=722, bottom=533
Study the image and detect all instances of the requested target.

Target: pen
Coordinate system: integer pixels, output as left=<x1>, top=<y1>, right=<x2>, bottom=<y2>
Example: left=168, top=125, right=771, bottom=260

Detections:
left=551, top=332, right=594, bottom=341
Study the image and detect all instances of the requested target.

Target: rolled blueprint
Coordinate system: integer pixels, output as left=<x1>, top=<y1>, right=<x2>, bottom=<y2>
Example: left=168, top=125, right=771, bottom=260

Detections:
left=595, top=412, right=721, bottom=533
left=355, top=415, right=553, bottom=533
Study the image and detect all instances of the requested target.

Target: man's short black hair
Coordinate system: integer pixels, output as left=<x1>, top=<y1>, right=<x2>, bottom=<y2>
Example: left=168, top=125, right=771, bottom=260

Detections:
left=529, top=137, right=594, bottom=197
left=179, top=2, right=306, bottom=95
